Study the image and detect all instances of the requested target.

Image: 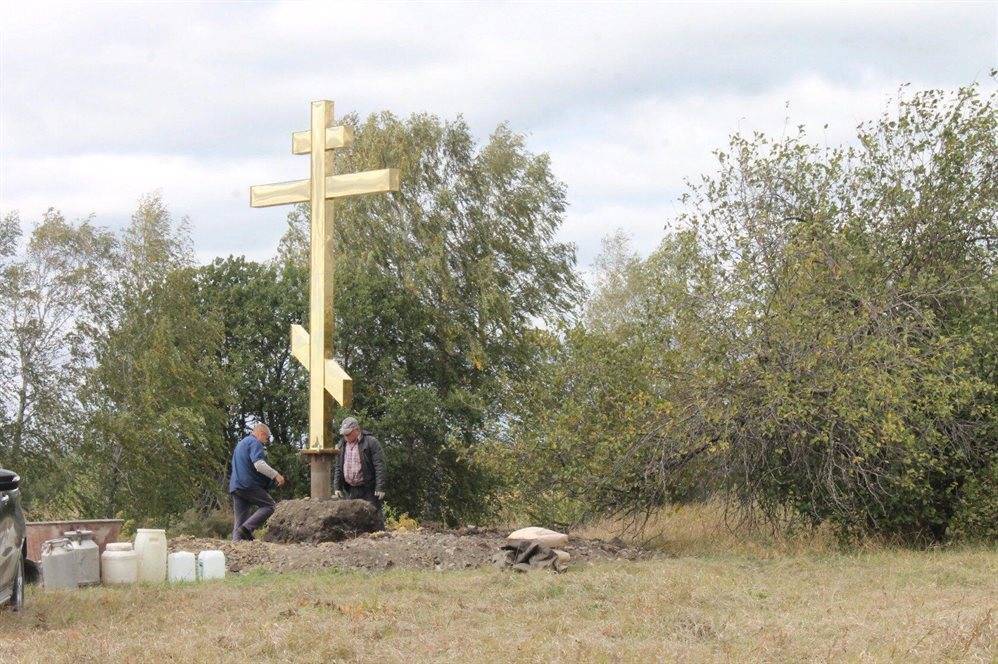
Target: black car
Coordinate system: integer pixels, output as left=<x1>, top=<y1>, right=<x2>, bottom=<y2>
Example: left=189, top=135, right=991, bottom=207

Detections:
left=0, top=469, right=26, bottom=611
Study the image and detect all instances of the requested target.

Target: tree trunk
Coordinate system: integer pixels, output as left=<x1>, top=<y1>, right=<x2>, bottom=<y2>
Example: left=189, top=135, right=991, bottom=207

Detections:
left=11, top=364, right=28, bottom=457
left=105, top=439, right=123, bottom=517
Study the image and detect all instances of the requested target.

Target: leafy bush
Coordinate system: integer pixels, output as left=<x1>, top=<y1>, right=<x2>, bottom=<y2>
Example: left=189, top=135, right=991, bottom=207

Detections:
left=167, top=507, right=234, bottom=539
left=383, top=503, right=419, bottom=532
left=948, top=457, right=998, bottom=543
left=494, top=327, right=662, bottom=528
left=507, top=82, right=996, bottom=543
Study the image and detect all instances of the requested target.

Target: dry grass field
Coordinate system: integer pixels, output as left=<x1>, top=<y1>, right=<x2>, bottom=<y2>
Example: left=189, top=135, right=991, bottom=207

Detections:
left=2, top=543, right=994, bottom=663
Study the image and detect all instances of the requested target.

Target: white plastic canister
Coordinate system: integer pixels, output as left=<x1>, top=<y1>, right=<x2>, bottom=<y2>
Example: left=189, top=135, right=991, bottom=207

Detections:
left=196, top=550, right=226, bottom=580
left=41, top=538, right=78, bottom=590
left=134, top=528, right=168, bottom=583
left=168, top=551, right=197, bottom=583
left=101, top=542, right=139, bottom=585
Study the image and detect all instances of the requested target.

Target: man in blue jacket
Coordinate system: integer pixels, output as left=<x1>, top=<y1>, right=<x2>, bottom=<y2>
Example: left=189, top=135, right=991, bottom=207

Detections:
left=229, top=422, right=285, bottom=541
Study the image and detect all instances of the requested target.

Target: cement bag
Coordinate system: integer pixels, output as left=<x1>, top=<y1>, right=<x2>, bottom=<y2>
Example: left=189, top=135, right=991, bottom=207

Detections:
left=507, top=526, right=568, bottom=548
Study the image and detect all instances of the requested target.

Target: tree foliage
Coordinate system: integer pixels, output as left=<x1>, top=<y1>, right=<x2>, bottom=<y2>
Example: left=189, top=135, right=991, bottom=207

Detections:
left=81, top=195, right=229, bottom=523
left=191, top=257, right=310, bottom=499
left=3, top=86, right=993, bottom=544
left=518, top=83, right=996, bottom=541
left=278, top=112, right=581, bottom=522
left=0, top=209, right=118, bottom=516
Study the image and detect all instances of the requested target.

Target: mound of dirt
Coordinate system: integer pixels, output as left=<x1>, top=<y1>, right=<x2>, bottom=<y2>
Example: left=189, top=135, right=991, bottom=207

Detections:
left=262, top=498, right=380, bottom=544
left=169, top=528, right=650, bottom=575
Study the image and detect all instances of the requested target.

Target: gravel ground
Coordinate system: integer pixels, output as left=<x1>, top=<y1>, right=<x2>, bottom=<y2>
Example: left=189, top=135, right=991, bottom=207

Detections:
left=169, top=528, right=650, bottom=574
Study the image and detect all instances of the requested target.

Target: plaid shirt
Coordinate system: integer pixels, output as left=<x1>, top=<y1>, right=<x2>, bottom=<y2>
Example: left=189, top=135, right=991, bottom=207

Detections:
left=343, top=439, right=364, bottom=486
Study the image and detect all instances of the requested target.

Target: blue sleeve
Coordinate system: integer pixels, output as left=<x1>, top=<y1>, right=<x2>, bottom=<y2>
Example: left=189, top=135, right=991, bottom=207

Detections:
left=249, top=439, right=266, bottom=463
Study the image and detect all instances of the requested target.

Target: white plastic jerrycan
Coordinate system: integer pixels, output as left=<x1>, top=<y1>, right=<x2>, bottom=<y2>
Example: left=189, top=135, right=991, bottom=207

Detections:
left=197, top=550, right=226, bottom=580
left=168, top=551, right=197, bottom=583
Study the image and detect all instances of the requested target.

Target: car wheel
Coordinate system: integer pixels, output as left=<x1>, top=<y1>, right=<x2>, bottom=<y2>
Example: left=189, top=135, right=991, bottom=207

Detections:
left=10, top=555, right=24, bottom=612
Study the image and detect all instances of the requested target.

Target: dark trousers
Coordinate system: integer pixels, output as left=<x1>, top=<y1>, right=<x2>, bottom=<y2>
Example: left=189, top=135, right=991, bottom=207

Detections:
left=345, top=483, right=384, bottom=528
left=231, top=486, right=276, bottom=540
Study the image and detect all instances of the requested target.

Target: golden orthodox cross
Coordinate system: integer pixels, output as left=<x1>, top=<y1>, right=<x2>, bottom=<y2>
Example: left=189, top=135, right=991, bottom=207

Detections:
left=250, top=100, right=399, bottom=497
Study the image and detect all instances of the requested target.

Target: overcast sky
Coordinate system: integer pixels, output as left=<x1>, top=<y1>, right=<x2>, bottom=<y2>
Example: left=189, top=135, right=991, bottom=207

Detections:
left=1, top=2, right=995, bottom=268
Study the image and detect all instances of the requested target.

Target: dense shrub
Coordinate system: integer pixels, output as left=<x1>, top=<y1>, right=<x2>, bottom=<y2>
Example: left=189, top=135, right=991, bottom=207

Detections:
left=506, top=83, right=996, bottom=543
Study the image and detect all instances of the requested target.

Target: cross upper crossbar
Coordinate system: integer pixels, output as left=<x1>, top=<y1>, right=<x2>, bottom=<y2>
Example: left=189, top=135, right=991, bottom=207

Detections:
left=291, top=125, right=355, bottom=154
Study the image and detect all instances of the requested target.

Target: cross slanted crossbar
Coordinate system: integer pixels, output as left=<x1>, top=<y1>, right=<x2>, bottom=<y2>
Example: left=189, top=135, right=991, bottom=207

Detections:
left=251, top=100, right=399, bottom=456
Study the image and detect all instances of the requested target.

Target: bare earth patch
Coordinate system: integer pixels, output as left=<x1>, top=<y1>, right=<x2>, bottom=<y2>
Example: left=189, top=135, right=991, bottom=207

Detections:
left=169, top=527, right=648, bottom=574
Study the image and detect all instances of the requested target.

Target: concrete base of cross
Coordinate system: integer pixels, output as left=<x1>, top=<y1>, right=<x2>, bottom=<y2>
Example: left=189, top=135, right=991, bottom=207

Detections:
left=300, top=448, right=338, bottom=499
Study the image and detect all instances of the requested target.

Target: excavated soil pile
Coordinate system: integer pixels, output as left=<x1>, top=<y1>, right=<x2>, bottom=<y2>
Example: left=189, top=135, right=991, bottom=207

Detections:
left=170, top=528, right=649, bottom=575
left=262, top=498, right=381, bottom=544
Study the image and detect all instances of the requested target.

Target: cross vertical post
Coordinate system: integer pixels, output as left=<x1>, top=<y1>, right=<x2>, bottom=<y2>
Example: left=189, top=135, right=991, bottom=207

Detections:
left=305, top=100, right=336, bottom=498
left=308, top=100, right=336, bottom=454
left=250, top=99, right=400, bottom=499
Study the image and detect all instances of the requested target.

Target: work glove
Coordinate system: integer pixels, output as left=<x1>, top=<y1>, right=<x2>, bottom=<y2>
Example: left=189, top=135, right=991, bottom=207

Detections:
left=334, top=490, right=343, bottom=499
left=374, top=491, right=385, bottom=500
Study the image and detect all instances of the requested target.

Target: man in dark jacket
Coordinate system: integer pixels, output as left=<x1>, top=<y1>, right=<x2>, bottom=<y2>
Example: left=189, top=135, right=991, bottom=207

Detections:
left=333, top=417, right=386, bottom=525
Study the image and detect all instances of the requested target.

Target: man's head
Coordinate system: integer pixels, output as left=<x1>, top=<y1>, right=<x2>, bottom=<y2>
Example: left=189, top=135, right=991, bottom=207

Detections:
left=251, top=422, right=272, bottom=444
left=339, top=417, right=361, bottom=443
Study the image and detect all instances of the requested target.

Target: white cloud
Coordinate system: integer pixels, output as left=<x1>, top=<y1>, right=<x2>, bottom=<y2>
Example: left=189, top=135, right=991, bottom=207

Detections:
left=562, top=201, right=680, bottom=269
left=1, top=1, right=994, bottom=267
left=549, top=75, right=914, bottom=267
left=3, top=152, right=294, bottom=257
